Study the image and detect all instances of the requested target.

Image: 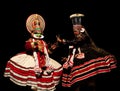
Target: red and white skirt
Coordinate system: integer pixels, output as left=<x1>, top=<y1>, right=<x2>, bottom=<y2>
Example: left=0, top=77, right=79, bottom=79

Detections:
left=62, top=55, right=117, bottom=87
left=4, top=53, right=63, bottom=91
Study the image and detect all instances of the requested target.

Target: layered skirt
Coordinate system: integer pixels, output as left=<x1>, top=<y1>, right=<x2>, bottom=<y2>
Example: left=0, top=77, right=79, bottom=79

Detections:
left=62, top=49, right=117, bottom=87
left=4, top=53, right=63, bottom=91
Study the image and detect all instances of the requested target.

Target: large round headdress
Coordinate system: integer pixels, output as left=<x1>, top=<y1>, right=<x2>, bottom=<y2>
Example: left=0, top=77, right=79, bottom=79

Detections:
left=26, top=14, right=45, bottom=34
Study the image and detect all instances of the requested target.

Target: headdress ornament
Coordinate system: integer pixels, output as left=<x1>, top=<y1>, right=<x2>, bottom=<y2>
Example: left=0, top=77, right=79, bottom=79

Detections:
left=26, top=14, right=45, bottom=34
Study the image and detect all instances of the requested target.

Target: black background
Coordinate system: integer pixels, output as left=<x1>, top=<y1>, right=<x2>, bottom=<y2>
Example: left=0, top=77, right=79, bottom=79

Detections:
left=0, top=0, right=120, bottom=91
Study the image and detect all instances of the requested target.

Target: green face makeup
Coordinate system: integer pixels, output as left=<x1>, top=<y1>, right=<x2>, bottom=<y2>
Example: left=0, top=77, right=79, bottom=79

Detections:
left=35, top=28, right=41, bottom=31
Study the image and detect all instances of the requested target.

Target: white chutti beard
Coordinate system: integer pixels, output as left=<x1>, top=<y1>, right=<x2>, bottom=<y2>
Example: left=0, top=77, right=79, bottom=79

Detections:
left=33, top=34, right=44, bottom=39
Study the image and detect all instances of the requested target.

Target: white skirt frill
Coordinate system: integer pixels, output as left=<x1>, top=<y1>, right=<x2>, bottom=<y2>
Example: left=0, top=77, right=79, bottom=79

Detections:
left=4, top=53, right=63, bottom=91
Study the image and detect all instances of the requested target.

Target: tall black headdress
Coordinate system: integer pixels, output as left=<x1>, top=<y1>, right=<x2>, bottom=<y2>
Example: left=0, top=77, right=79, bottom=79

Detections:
left=70, top=13, right=84, bottom=25
left=69, top=13, right=109, bottom=54
left=70, top=13, right=97, bottom=48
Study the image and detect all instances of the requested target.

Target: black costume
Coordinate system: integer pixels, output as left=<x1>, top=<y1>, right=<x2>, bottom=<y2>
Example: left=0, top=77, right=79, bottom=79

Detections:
left=56, top=13, right=117, bottom=91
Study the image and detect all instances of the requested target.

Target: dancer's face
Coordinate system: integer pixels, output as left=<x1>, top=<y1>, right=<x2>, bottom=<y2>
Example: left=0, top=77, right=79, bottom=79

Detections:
left=73, top=25, right=85, bottom=40
left=31, top=20, right=43, bottom=39
left=32, top=20, right=42, bottom=33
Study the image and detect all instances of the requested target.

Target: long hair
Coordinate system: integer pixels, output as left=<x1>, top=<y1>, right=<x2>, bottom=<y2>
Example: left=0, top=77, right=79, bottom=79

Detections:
left=84, top=29, right=110, bottom=55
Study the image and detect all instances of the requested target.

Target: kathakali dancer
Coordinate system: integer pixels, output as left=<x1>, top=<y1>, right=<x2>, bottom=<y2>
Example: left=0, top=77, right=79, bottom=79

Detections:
left=4, top=14, right=63, bottom=91
left=56, top=13, right=117, bottom=91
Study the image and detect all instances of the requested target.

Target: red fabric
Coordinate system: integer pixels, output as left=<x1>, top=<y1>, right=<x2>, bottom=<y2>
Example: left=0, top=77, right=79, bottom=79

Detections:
left=37, top=52, right=46, bottom=67
left=4, top=60, right=63, bottom=89
left=25, top=41, right=33, bottom=51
